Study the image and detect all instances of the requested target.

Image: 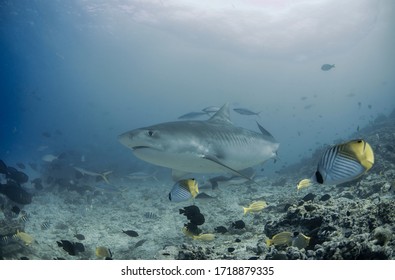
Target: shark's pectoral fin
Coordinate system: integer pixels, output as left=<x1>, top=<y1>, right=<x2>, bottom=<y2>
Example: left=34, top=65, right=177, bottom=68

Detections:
left=256, top=122, right=277, bottom=142
left=202, top=155, right=260, bottom=186
left=171, top=169, right=191, bottom=181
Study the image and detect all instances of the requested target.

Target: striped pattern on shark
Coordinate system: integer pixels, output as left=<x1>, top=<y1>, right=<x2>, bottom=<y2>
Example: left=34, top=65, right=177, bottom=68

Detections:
left=118, top=103, right=279, bottom=180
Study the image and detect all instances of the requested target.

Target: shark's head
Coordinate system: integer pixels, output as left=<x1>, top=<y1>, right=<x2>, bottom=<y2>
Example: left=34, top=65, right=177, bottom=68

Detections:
left=118, top=104, right=231, bottom=155
left=118, top=122, right=210, bottom=172
left=118, top=123, right=193, bottom=170
left=118, top=127, right=165, bottom=153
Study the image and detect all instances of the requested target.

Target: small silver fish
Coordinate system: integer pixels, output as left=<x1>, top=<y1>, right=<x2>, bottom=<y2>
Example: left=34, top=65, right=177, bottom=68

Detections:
left=202, top=106, right=220, bottom=114
left=233, top=108, right=260, bottom=116
left=177, top=112, right=208, bottom=119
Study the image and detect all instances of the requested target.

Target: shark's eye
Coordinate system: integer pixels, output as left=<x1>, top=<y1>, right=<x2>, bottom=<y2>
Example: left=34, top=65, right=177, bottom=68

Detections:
left=148, top=130, right=154, bottom=137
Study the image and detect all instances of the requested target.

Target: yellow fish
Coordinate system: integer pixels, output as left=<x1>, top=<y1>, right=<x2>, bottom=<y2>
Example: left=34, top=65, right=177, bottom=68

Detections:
left=182, top=226, right=195, bottom=238
left=243, top=200, right=267, bottom=215
left=182, top=227, right=215, bottom=241
left=14, top=230, right=34, bottom=246
left=297, top=139, right=374, bottom=190
left=266, top=231, right=293, bottom=247
left=95, top=246, right=112, bottom=259
left=297, top=179, right=311, bottom=191
left=266, top=231, right=310, bottom=249
left=292, top=233, right=311, bottom=249
left=192, top=233, right=215, bottom=241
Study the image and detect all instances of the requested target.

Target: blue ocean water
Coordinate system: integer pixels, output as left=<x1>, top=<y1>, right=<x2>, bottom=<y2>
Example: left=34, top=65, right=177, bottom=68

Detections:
left=1, top=0, right=394, bottom=178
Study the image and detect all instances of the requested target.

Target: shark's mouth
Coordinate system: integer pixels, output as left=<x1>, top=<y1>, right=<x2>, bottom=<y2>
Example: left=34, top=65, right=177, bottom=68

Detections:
left=131, top=146, right=164, bottom=153
left=131, top=146, right=152, bottom=150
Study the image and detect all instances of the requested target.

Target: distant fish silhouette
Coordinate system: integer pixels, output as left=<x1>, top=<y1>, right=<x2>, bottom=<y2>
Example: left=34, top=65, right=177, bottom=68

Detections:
left=41, top=221, right=51, bottom=230
left=321, top=64, right=335, bottom=71
left=19, top=210, right=30, bottom=222
left=74, top=167, right=112, bottom=184
left=57, top=240, right=85, bottom=256
left=233, top=108, right=261, bottom=116
left=201, top=106, right=220, bottom=114
left=214, top=226, right=228, bottom=234
left=42, top=132, right=51, bottom=138
left=133, top=239, right=147, bottom=249
left=122, top=230, right=139, bottom=237
left=178, top=111, right=208, bottom=119
left=144, top=212, right=158, bottom=219
left=74, top=234, right=85, bottom=240
left=42, top=154, right=59, bottom=163
left=231, top=220, right=245, bottom=229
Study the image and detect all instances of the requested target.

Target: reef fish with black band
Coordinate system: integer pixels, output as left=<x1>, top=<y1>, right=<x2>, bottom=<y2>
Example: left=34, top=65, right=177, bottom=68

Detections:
left=169, top=178, right=199, bottom=202
left=297, top=139, right=374, bottom=190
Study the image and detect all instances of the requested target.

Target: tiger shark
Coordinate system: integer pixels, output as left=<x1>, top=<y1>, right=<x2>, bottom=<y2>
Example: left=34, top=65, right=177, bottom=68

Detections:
left=118, top=103, right=279, bottom=180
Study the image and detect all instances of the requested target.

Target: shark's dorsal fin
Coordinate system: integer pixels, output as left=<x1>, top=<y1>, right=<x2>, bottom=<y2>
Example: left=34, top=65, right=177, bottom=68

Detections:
left=208, top=103, right=232, bottom=125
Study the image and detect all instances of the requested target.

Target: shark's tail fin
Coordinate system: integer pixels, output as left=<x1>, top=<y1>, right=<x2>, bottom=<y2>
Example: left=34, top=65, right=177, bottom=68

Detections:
left=100, top=171, right=113, bottom=184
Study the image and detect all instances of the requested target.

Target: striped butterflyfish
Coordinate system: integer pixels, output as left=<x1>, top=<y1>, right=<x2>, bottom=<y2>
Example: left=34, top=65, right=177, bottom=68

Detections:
left=169, top=178, right=199, bottom=202
left=297, top=139, right=374, bottom=190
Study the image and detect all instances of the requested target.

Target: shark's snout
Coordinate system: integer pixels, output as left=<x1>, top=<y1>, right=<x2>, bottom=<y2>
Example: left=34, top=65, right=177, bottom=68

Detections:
left=118, top=131, right=134, bottom=148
